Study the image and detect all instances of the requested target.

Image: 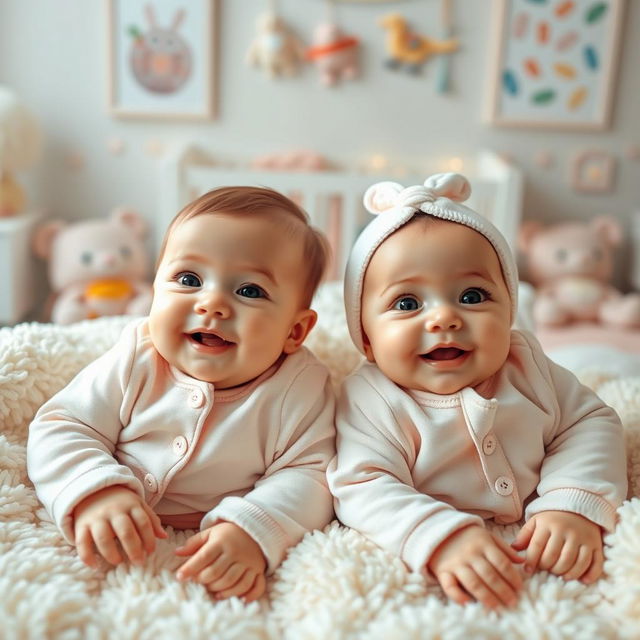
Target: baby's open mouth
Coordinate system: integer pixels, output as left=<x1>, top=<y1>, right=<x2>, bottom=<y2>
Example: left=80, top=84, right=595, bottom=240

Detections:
left=422, top=347, right=467, bottom=361
left=190, top=332, right=234, bottom=347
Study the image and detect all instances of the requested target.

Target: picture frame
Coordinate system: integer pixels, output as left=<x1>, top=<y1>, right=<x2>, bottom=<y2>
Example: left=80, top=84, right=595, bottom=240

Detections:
left=107, top=0, right=217, bottom=120
left=485, top=0, right=625, bottom=130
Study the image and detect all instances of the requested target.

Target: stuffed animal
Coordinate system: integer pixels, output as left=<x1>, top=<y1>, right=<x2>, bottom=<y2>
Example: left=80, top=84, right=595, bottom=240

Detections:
left=306, top=22, right=359, bottom=87
left=246, top=11, right=306, bottom=78
left=518, top=217, right=640, bottom=328
left=32, top=208, right=153, bottom=324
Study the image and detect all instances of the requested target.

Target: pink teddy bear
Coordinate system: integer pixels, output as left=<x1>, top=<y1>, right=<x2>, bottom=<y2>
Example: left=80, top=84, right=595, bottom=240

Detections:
left=32, top=208, right=153, bottom=324
left=518, top=217, right=640, bottom=328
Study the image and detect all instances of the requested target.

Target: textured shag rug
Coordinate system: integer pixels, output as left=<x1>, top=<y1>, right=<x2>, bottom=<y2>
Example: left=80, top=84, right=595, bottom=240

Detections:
left=2, top=283, right=640, bottom=639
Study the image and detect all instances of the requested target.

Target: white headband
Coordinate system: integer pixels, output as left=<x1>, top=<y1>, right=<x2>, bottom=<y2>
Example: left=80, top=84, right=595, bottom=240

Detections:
left=344, top=173, right=519, bottom=354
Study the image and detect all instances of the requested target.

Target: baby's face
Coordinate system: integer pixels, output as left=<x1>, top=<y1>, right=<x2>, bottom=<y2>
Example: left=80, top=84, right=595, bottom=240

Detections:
left=360, top=219, right=512, bottom=395
left=149, top=212, right=311, bottom=388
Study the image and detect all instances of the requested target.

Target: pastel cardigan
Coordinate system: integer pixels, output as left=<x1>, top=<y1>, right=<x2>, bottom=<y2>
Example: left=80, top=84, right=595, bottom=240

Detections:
left=327, top=330, right=627, bottom=574
left=27, top=319, right=336, bottom=572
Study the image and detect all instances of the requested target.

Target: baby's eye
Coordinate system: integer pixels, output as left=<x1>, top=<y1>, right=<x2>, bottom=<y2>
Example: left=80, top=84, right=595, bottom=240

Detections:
left=393, top=296, right=421, bottom=311
left=176, top=272, right=201, bottom=288
left=555, top=248, right=568, bottom=263
left=237, top=284, right=266, bottom=299
left=120, top=246, right=132, bottom=259
left=460, top=288, right=490, bottom=304
left=81, top=251, right=93, bottom=265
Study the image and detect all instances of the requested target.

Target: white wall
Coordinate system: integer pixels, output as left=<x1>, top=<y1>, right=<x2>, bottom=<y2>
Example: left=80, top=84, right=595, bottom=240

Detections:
left=1, top=0, right=639, bottom=287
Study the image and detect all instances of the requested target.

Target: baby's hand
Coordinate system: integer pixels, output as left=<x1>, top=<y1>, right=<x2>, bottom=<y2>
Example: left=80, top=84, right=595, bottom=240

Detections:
left=175, top=521, right=267, bottom=603
left=512, top=510, right=604, bottom=584
left=427, top=524, right=524, bottom=609
left=73, top=485, right=167, bottom=568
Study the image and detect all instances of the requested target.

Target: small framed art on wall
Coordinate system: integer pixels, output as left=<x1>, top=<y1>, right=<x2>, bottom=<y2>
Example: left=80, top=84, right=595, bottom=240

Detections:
left=107, top=0, right=217, bottom=120
left=485, top=0, right=625, bottom=130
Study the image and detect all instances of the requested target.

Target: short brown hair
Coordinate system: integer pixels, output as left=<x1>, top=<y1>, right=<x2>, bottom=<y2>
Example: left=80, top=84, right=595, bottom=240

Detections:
left=157, top=186, right=330, bottom=307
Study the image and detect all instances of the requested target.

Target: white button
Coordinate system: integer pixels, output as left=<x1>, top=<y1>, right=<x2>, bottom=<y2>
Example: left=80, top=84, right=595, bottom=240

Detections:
left=494, top=476, right=514, bottom=496
left=188, top=388, right=204, bottom=408
left=172, top=436, right=188, bottom=456
left=143, top=473, right=158, bottom=493
left=482, top=434, right=497, bottom=455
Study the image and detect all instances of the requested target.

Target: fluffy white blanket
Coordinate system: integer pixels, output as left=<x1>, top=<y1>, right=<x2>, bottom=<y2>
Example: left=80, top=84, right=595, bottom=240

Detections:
left=2, top=284, right=640, bottom=639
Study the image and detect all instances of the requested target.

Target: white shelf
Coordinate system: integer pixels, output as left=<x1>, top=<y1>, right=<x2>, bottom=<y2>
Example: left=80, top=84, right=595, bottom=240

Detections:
left=0, top=212, right=41, bottom=325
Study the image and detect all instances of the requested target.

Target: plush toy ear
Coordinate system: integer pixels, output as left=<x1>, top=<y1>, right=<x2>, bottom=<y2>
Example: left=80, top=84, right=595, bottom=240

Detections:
left=31, top=220, right=67, bottom=259
left=111, top=207, right=148, bottom=238
left=591, top=216, right=621, bottom=247
left=517, top=220, right=543, bottom=254
left=363, top=181, right=404, bottom=215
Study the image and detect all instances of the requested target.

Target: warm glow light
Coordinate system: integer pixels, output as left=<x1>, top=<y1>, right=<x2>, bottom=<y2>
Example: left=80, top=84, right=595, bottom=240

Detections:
left=447, top=156, right=464, bottom=172
left=369, top=154, right=388, bottom=171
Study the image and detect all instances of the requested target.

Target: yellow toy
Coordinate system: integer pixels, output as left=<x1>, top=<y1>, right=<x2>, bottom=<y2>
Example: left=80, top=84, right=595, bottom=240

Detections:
left=379, top=13, right=458, bottom=74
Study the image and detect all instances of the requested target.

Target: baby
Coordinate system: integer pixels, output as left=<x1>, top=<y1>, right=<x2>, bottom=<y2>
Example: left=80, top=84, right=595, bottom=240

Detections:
left=27, top=186, right=336, bottom=603
left=328, top=173, right=627, bottom=609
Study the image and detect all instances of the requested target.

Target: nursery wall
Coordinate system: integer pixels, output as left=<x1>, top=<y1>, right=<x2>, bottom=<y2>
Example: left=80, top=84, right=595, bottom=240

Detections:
left=1, top=0, right=639, bottom=289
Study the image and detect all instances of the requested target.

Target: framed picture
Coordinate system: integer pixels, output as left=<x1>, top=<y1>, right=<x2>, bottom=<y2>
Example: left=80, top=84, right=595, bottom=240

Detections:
left=107, top=0, right=217, bottom=120
left=485, top=0, right=625, bottom=130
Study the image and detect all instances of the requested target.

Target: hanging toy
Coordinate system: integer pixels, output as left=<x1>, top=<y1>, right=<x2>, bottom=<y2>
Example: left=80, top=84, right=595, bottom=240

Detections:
left=307, top=23, right=360, bottom=87
left=379, top=13, right=458, bottom=74
left=246, top=7, right=306, bottom=79
left=436, top=0, right=455, bottom=93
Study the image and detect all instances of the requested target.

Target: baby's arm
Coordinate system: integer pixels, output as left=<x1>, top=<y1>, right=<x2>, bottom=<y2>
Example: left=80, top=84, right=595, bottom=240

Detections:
left=523, top=334, right=627, bottom=533
left=196, top=363, right=336, bottom=575
left=175, top=522, right=266, bottom=602
left=73, top=485, right=167, bottom=567
left=428, top=525, right=523, bottom=609
left=27, top=321, right=146, bottom=542
left=512, top=511, right=603, bottom=583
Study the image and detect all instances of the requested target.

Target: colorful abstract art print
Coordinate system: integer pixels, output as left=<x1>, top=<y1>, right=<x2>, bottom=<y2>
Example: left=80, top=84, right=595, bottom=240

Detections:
left=108, top=0, right=217, bottom=120
left=485, top=0, right=625, bottom=129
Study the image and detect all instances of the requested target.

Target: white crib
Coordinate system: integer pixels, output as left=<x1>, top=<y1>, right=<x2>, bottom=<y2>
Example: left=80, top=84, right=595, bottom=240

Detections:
left=159, top=145, right=523, bottom=281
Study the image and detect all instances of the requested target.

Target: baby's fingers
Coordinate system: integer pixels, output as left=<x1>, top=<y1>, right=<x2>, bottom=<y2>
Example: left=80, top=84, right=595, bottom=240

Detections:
left=240, top=573, right=266, bottom=603
left=561, top=545, right=593, bottom=581
left=140, top=502, right=168, bottom=540
left=472, top=558, right=519, bottom=608
left=485, top=545, right=523, bottom=593
left=438, top=571, right=473, bottom=606
left=523, top=527, right=551, bottom=575
left=456, top=566, right=502, bottom=610
left=111, top=514, right=145, bottom=565
left=76, top=526, right=99, bottom=568
left=580, top=547, right=604, bottom=585
left=91, top=522, right=123, bottom=566
left=214, top=569, right=261, bottom=602
left=175, top=530, right=208, bottom=557
left=177, top=541, right=222, bottom=580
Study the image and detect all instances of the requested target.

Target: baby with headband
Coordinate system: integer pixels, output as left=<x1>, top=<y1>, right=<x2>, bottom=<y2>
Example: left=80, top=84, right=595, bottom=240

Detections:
left=328, top=173, right=626, bottom=609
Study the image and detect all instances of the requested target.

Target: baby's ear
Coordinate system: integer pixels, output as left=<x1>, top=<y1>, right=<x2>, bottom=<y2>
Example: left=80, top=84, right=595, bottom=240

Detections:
left=283, top=309, right=318, bottom=354
left=363, top=181, right=404, bottom=215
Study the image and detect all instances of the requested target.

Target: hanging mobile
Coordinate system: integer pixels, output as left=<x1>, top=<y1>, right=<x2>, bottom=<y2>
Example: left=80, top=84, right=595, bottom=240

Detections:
left=436, top=0, right=456, bottom=92
left=246, top=0, right=307, bottom=78
left=379, top=10, right=458, bottom=75
left=307, top=0, right=360, bottom=87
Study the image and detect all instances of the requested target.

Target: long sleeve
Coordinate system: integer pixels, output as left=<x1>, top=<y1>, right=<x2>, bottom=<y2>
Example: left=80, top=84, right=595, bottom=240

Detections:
left=26, top=321, right=144, bottom=542
left=327, top=373, right=482, bottom=575
left=201, top=361, right=336, bottom=572
left=522, top=334, right=627, bottom=530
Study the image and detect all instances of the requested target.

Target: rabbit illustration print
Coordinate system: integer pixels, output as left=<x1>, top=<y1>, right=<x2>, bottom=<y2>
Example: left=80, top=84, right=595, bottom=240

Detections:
left=128, top=4, right=192, bottom=94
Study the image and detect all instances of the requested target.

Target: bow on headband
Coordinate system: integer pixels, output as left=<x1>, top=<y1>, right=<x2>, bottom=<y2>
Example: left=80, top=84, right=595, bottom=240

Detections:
left=363, top=172, right=471, bottom=216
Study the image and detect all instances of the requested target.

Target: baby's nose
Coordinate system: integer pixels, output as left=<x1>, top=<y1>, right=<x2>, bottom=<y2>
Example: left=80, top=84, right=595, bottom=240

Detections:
left=424, top=305, right=462, bottom=332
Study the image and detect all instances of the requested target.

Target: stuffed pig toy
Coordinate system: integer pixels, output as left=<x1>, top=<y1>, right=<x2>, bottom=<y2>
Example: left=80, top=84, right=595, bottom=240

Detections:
left=33, top=208, right=153, bottom=324
left=518, top=216, right=640, bottom=328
